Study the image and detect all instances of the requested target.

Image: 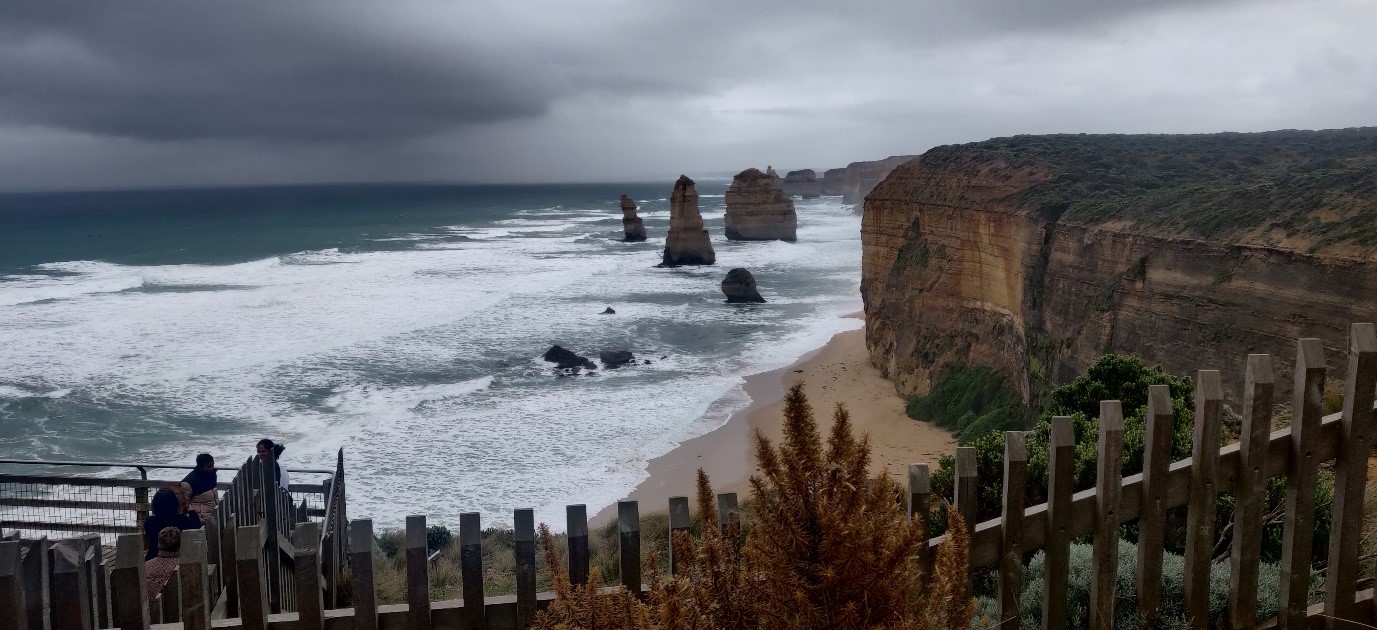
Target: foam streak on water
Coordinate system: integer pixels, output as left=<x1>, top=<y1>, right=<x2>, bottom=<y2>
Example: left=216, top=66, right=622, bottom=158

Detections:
left=0, top=186, right=861, bottom=529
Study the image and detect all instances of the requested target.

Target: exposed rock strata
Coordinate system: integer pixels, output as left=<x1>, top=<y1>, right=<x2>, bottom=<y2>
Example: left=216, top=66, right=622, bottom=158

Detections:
left=782, top=169, right=822, bottom=198
left=724, top=168, right=797, bottom=241
left=821, top=168, right=847, bottom=195
left=861, top=129, right=1377, bottom=405
left=620, top=195, right=646, bottom=242
left=722, top=268, right=766, bottom=303
left=661, top=175, right=716, bottom=266
left=842, top=156, right=917, bottom=205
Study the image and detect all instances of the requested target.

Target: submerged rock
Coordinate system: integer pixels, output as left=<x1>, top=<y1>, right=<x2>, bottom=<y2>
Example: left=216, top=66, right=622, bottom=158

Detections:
left=542, top=345, right=597, bottom=370
left=619, top=195, right=647, bottom=242
left=725, top=168, right=797, bottom=242
left=599, top=349, right=636, bottom=368
left=661, top=175, right=716, bottom=266
left=722, top=268, right=766, bottom=303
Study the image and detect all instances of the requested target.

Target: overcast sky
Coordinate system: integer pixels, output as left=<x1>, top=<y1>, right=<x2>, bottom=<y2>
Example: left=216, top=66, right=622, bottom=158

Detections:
left=1, top=0, right=1374, bottom=191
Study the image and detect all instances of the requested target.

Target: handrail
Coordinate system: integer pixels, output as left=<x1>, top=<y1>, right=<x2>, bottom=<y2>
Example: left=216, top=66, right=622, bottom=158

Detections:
left=0, top=458, right=333, bottom=474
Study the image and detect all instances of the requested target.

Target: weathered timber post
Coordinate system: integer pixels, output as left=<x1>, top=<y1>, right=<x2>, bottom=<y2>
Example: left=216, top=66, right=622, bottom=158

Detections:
left=717, top=493, right=739, bottom=533
left=0, top=540, right=26, bottom=630
left=460, top=512, right=486, bottom=630
left=1229, top=354, right=1274, bottom=629
left=1043, top=416, right=1074, bottom=630
left=668, top=497, right=691, bottom=576
left=998, top=432, right=1027, bottom=627
left=20, top=537, right=49, bottom=630
left=1185, top=371, right=1224, bottom=628
left=220, top=509, right=239, bottom=619
left=566, top=505, right=590, bottom=587
left=1279, top=339, right=1326, bottom=629
left=159, top=566, right=180, bottom=624
left=81, top=534, right=106, bottom=630
left=179, top=529, right=211, bottom=630
left=514, top=509, right=537, bottom=629
left=109, top=535, right=148, bottom=630
left=618, top=501, right=642, bottom=594
left=260, top=451, right=282, bottom=614
left=349, top=519, right=377, bottom=630
left=293, top=522, right=324, bottom=630
left=1324, top=323, right=1377, bottom=628
left=955, top=446, right=978, bottom=595
left=236, top=525, right=268, bottom=630
left=1090, top=400, right=1124, bottom=630
left=50, top=541, right=92, bottom=630
left=405, top=515, right=430, bottom=630
left=1137, top=384, right=1174, bottom=627
left=908, top=463, right=933, bottom=578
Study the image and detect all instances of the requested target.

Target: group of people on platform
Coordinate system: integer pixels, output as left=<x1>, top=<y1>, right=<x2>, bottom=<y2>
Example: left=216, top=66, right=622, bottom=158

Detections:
left=143, top=438, right=289, bottom=601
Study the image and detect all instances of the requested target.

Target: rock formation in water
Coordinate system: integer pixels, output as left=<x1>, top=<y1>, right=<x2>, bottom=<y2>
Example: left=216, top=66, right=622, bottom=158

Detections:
left=842, top=156, right=917, bottom=206
left=722, top=268, right=766, bottom=303
left=661, top=175, right=716, bottom=266
left=781, top=169, right=822, bottom=198
left=543, top=345, right=597, bottom=371
left=599, top=349, right=636, bottom=368
left=619, top=195, right=647, bottom=242
left=724, top=168, right=797, bottom=241
left=861, top=128, right=1377, bottom=405
left=821, top=168, right=847, bottom=195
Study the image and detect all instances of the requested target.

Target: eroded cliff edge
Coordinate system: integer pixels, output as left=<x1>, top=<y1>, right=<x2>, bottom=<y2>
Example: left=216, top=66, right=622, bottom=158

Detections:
left=861, top=128, right=1377, bottom=405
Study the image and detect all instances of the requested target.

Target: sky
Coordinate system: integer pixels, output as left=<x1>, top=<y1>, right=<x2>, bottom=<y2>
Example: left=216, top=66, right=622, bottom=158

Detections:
left=1, top=0, right=1374, bottom=191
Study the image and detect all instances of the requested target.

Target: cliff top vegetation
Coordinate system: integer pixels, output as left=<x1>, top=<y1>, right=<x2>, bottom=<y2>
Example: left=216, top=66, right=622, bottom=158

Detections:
left=920, top=127, right=1377, bottom=253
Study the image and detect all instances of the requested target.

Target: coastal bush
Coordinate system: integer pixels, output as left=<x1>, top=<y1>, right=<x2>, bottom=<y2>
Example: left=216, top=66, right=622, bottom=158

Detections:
left=907, top=366, right=1025, bottom=444
left=534, top=384, right=977, bottom=630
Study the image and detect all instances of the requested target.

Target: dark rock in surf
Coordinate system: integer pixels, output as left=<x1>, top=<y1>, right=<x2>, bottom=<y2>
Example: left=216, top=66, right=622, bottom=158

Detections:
left=722, top=268, right=766, bottom=303
left=601, top=307, right=616, bottom=314
left=599, top=350, right=636, bottom=369
left=543, top=345, right=597, bottom=370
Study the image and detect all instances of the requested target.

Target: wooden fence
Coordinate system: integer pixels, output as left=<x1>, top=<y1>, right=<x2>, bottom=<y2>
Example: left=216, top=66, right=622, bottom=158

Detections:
left=1, top=328, right=1374, bottom=629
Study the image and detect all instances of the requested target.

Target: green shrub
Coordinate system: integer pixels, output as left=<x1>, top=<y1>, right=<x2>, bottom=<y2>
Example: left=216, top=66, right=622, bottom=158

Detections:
left=907, top=366, right=1025, bottom=444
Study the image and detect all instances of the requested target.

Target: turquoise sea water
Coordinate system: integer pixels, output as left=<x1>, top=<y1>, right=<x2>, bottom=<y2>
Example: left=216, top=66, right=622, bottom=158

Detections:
left=0, top=181, right=862, bottom=528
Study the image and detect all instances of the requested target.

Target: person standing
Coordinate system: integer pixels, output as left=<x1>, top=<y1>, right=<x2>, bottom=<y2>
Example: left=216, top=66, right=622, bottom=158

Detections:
left=256, top=438, right=291, bottom=492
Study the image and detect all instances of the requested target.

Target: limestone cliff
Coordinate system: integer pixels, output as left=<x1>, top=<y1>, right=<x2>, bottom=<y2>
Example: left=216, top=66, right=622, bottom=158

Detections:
left=620, top=195, right=647, bottom=242
left=821, top=168, right=847, bottom=195
left=725, top=168, right=797, bottom=241
left=842, top=156, right=917, bottom=205
left=861, top=128, right=1377, bottom=404
left=782, top=169, right=821, bottom=198
left=662, top=175, right=716, bottom=266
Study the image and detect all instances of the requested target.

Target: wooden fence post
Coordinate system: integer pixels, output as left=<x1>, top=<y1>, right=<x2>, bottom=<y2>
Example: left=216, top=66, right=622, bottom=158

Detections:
left=1043, top=416, right=1074, bottom=630
left=1137, top=384, right=1174, bottom=627
left=460, top=512, right=486, bottom=630
left=349, top=519, right=377, bottom=630
left=668, top=497, right=691, bottom=576
left=514, top=509, right=537, bottom=629
left=908, top=463, right=933, bottom=579
left=1090, top=400, right=1124, bottom=630
left=1279, top=339, right=1327, bottom=629
left=954, top=447, right=977, bottom=543
left=1229, top=354, right=1274, bottom=629
left=566, top=505, right=590, bottom=587
left=220, top=509, right=239, bottom=619
left=82, top=534, right=107, bottom=630
left=259, top=452, right=283, bottom=615
left=159, top=567, right=180, bottom=624
left=293, top=522, right=324, bottom=630
left=179, top=529, right=210, bottom=630
left=998, top=432, right=1027, bottom=627
left=236, top=525, right=267, bottom=630
left=109, top=535, right=148, bottom=630
left=0, top=540, right=25, bottom=630
left=1185, top=370, right=1224, bottom=628
left=717, top=493, right=739, bottom=533
left=50, top=541, right=92, bottom=630
left=1325, top=323, right=1377, bottom=628
left=20, top=537, right=48, bottom=630
left=405, top=515, right=430, bottom=630
left=618, top=501, right=642, bottom=594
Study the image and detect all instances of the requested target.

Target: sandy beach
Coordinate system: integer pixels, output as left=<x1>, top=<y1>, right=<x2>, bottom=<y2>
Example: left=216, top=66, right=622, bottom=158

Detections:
left=592, top=320, right=956, bottom=525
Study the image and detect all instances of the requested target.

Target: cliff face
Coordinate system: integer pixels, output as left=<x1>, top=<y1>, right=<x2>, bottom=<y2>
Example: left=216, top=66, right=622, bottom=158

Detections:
left=821, top=168, right=847, bottom=195
left=842, top=156, right=918, bottom=205
left=782, top=169, right=821, bottom=198
left=725, top=168, right=797, bottom=241
left=862, top=129, right=1377, bottom=403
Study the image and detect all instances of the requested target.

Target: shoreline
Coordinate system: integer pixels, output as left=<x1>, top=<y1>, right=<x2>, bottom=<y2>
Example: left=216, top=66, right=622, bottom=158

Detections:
left=591, top=319, right=956, bottom=526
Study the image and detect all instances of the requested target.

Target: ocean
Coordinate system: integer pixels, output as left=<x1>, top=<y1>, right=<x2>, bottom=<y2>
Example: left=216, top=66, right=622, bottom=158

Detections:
left=0, top=181, right=863, bottom=529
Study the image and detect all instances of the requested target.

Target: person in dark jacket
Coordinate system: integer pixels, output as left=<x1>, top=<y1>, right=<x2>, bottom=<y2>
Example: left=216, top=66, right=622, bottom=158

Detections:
left=143, top=486, right=201, bottom=560
left=181, top=453, right=218, bottom=521
left=256, top=438, right=290, bottom=492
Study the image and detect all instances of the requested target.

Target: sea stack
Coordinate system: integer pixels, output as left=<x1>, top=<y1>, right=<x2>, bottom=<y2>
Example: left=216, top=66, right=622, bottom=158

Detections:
left=619, top=195, right=647, bottom=242
left=721, top=268, right=766, bottom=303
left=782, top=169, right=822, bottom=198
left=661, top=175, right=716, bottom=266
left=821, top=168, right=847, bottom=195
left=724, top=168, right=797, bottom=241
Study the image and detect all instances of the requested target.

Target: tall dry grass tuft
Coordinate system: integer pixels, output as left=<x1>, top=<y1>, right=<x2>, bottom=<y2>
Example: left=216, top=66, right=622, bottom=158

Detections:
left=532, top=523, right=652, bottom=630
left=920, top=506, right=974, bottom=630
